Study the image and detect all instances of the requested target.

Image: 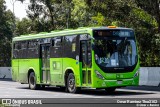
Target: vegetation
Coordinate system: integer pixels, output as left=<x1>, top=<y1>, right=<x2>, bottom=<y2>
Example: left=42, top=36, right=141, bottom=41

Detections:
left=0, top=0, right=159, bottom=66
left=0, top=0, right=14, bottom=66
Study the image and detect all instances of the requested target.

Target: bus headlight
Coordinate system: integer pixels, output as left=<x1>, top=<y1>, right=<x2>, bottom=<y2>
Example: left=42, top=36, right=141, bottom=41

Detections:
left=133, top=69, right=140, bottom=78
left=95, top=70, right=105, bottom=80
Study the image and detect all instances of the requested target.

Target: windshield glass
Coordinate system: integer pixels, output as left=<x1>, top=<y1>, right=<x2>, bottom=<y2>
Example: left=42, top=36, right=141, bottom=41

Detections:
left=94, top=37, right=137, bottom=69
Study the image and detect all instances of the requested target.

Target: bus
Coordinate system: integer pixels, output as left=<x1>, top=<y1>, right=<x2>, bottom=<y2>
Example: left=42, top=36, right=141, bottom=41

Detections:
left=12, top=26, right=140, bottom=93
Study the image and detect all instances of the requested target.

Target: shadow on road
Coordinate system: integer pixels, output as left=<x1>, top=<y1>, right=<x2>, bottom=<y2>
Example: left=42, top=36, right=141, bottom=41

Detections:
left=18, top=86, right=155, bottom=97
left=78, top=89, right=154, bottom=96
left=123, top=86, right=160, bottom=92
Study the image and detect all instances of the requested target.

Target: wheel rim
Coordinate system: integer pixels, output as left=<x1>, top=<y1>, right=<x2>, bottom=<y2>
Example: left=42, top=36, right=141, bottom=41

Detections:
left=30, top=76, right=35, bottom=86
left=68, top=75, right=75, bottom=92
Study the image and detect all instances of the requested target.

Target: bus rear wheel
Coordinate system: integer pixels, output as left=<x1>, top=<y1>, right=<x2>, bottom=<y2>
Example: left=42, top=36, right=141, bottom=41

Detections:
left=29, top=72, right=40, bottom=90
left=67, top=73, right=80, bottom=93
left=105, top=87, right=116, bottom=93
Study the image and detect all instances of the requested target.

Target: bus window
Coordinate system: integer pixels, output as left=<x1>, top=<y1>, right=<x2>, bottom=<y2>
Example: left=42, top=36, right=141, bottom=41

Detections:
left=50, top=37, right=62, bottom=58
left=54, top=37, right=62, bottom=47
left=87, top=40, right=92, bottom=67
left=21, top=41, right=27, bottom=49
left=14, top=42, right=21, bottom=50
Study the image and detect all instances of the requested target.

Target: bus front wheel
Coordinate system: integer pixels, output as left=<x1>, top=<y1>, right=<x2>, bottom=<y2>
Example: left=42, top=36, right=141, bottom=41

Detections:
left=29, top=72, right=40, bottom=90
left=67, top=73, right=80, bottom=93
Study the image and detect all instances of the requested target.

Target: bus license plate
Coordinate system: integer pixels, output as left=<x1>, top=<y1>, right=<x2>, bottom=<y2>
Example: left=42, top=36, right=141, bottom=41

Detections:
left=117, top=81, right=122, bottom=84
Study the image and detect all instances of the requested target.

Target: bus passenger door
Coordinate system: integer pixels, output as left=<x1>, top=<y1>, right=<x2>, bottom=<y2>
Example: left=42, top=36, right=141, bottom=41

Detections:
left=80, top=40, right=92, bottom=86
left=41, top=44, right=50, bottom=84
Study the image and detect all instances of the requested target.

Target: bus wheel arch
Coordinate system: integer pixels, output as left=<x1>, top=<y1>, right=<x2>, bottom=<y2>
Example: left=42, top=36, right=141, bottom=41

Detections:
left=28, top=69, right=40, bottom=90
left=64, top=69, right=73, bottom=88
left=64, top=69, right=80, bottom=93
left=28, top=69, right=34, bottom=83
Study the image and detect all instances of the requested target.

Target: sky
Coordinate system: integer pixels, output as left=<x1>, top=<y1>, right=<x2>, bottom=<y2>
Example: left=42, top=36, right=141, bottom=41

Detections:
left=5, top=0, right=30, bottom=20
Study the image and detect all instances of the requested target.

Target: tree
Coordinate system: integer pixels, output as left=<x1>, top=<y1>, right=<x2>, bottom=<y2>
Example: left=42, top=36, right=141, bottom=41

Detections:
left=15, top=0, right=160, bottom=66
left=0, top=0, right=14, bottom=66
left=84, top=0, right=160, bottom=66
left=71, top=0, right=95, bottom=27
left=15, top=18, right=32, bottom=35
left=26, top=0, right=74, bottom=31
left=135, top=0, right=160, bottom=33
left=134, top=0, right=160, bottom=66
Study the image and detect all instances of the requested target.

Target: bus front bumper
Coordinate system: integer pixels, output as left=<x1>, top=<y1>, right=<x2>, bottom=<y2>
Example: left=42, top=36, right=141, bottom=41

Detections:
left=93, top=77, right=139, bottom=88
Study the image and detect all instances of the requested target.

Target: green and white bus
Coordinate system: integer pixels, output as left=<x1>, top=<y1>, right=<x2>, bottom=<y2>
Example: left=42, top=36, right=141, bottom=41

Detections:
left=12, top=26, right=140, bottom=93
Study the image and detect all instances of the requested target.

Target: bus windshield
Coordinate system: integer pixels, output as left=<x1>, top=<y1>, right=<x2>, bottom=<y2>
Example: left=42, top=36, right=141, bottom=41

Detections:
left=93, top=30, right=137, bottom=72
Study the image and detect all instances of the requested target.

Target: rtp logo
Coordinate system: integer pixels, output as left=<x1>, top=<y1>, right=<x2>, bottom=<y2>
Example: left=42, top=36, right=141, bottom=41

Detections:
left=2, top=99, right=11, bottom=105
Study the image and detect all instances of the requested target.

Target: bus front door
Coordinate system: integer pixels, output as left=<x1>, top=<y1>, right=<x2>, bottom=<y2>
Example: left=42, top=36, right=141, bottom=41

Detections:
left=80, top=40, right=92, bottom=86
left=41, top=44, right=50, bottom=84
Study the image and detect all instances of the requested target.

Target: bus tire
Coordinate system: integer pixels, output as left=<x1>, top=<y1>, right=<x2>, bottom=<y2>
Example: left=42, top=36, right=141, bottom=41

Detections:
left=67, top=73, right=80, bottom=93
left=29, top=72, right=40, bottom=90
left=105, top=87, right=116, bottom=93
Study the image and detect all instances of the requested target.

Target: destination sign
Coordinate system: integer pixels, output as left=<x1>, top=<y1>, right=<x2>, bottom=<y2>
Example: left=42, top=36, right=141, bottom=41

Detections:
left=93, top=30, right=134, bottom=37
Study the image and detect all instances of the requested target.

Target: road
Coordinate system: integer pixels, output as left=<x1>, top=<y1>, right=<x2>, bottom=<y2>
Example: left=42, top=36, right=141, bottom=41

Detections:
left=0, top=79, right=160, bottom=99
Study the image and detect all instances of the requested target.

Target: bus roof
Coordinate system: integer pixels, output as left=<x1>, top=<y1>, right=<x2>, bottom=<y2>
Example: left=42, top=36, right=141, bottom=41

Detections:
left=12, top=26, right=133, bottom=41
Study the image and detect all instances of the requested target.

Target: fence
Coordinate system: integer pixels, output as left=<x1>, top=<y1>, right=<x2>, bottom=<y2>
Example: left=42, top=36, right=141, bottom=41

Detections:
left=0, top=67, right=12, bottom=78
left=139, top=67, right=160, bottom=86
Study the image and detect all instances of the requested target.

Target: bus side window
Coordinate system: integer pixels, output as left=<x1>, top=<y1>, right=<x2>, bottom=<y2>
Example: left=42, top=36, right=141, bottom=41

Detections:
left=13, top=42, right=19, bottom=58
left=27, top=40, right=38, bottom=58
left=21, top=41, right=27, bottom=49
left=50, top=37, right=62, bottom=58
left=63, top=36, right=73, bottom=58
left=54, top=37, right=62, bottom=47
left=28, top=40, right=34, bottom=49
left=17, top=42, right=21, bottom=50
left=87, top=40, right=92, bottom=67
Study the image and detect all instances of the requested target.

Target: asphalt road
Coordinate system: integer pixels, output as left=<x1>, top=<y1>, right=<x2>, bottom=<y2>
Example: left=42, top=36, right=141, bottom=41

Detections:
left=0, top=79, right=160, bottom=98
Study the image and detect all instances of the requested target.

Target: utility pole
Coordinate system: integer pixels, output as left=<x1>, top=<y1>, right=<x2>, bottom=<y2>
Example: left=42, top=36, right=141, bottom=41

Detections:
left=66, top=0, right=71, bottom=29
left=10, top=0, right=17, bottom=36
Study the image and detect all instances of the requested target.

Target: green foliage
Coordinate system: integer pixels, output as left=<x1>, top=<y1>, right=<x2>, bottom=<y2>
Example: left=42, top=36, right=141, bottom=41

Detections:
left=0, top=0, right=159, bottom=66
left=26, top=0, right=74, bottom=31
left=135, top=0, right=160, bottom=32
left=71, top=0, right=94, bottom=27
left=0, top=0, right=14, bottom=66
left=85, top=0, right=160, bottom=66
left=0, top=40, right=11, bottom=66
left=91, top=13, right=106, bottom=26
left=15, top=18, right=32, bottom=35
